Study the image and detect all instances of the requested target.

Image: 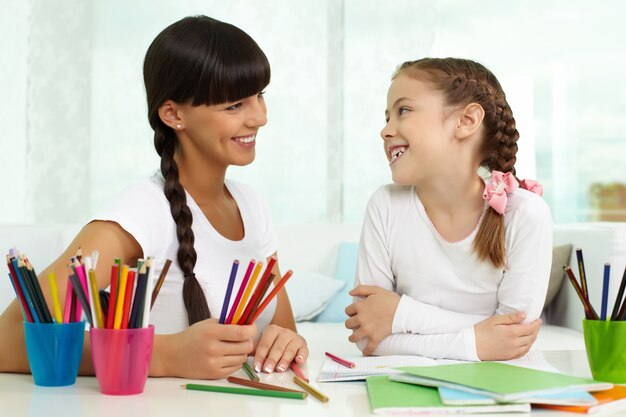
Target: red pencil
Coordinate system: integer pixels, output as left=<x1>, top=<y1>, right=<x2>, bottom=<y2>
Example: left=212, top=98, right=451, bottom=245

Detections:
left=106, top=264, right=119, bottom=329
left=120, top=269, right=136, bottom=329
left=325, top=352, right=355, bottom=368
left=238, top=257, right=276, bottom=324
left=290, top=362, right=308, bottom=383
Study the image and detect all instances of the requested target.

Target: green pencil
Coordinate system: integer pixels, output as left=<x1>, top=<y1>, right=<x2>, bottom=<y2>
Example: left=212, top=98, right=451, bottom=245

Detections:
left=242, top=362, right=260, bottom=382
left=181, top=383, right=306, bottom=400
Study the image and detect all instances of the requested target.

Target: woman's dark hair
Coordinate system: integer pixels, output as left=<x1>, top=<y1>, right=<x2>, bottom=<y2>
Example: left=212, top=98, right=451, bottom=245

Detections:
left=143, top=15, right=270, bottom=325
left=394, top=58, right=518, bottom=269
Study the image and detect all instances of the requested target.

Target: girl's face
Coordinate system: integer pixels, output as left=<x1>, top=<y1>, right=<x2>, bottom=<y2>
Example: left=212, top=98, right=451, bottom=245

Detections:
left=177, top=92, right=267, bottom=167
left=380, top=74, right=458, bottom=185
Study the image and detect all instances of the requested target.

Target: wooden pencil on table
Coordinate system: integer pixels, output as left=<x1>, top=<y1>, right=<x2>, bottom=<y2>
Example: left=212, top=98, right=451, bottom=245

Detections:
left=293, top=376, right=329, bottom=403
left=227, top=376, right=306, bottom=395
left=181, top=383, right=306, bottom=400
left=242, top=362, right=260, bottom=382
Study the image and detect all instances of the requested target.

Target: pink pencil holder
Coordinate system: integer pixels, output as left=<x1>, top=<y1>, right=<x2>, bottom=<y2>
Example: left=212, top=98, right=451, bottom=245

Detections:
left=90, top=325, right=154, bottom=395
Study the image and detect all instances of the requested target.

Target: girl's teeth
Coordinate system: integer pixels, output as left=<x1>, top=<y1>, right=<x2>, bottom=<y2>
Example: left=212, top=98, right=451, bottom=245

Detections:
left=235, top=136, right=255, bottom=143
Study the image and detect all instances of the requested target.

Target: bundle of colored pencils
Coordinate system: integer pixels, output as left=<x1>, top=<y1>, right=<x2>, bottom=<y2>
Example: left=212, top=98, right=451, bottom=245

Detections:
left=219, top=256, right=294, bottom=325
left=5, top=247, right=172, bottom=328
left=564, top=248, right=626, bottom=321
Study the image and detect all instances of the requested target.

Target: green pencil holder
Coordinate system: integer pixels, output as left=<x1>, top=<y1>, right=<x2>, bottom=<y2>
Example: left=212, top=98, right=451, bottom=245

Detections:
left=583, top=319, right=626, bottom=383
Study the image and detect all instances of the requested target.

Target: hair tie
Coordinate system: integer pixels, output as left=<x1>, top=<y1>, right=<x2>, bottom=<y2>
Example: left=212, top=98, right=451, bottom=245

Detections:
left=483, top=170, right=519, bottom=215
left=519, top=179, right=543, bottom=196
left=184, top=273, right=196, bottom=280
left=483, top=171, right=544, bottom=215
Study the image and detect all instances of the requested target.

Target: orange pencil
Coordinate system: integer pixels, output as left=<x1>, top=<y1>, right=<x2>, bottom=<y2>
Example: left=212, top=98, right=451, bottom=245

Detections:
left=249, top=270, right=294, bottom=323
left=232, top=262, right=263, bottom=324
left=120, top=269, right=136, bottom=329
left=106, top=263, right=119, bottom=329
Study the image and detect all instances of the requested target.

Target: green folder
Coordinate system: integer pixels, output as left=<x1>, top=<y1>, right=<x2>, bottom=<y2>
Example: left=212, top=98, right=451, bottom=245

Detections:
left=394, top=362, right=613, bottom=402
left=366, top=376, right=530, bottom=414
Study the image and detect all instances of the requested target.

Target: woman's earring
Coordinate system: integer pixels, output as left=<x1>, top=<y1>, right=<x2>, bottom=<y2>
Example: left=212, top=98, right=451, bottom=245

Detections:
left=176, top=124, right=182, bottom=130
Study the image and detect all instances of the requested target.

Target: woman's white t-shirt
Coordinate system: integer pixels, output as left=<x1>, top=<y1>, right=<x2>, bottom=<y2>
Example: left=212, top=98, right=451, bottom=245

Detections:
left=356, top=184, right=553, bottom=361
left=91, top=172, right=278, bottom=335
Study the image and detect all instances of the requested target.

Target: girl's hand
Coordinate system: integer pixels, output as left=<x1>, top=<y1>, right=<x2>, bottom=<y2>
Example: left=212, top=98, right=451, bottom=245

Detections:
left=474, top=312, right=541, bottom=360
left=160, top=318, right=257, bottom=379
left=344, top=285, right=401, bottom=355
left=252, top=324, right=308, bottom=373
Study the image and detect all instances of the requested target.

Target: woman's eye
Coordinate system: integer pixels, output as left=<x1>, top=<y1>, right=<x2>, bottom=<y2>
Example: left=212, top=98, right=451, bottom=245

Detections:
left=226, top=102, right=242, bottom=111
left=398, top=106, right=409, bottom=116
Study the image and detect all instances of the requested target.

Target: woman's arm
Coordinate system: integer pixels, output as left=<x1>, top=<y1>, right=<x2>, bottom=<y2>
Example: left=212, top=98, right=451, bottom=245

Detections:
left=0, top=221, right=142, bottom=374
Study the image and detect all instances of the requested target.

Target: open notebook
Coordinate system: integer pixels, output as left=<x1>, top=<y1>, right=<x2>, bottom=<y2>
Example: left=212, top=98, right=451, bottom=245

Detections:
left=317, top=350, right=556, bottom=382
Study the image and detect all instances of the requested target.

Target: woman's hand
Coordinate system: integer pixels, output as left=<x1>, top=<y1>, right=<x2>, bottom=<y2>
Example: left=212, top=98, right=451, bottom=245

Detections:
left=157, top=318, right=257, bottom=379
left=344, top=285, right=401, bottom=355
left=474, top=312, right=541, bottom=360
left=252, top=324, right=308, bottom=373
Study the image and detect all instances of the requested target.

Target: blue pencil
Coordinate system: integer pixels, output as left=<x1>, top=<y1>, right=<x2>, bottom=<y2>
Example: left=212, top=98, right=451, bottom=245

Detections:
left=601, top=263, right=611, bottom=321
left=219, top=260, right=239, bottom=324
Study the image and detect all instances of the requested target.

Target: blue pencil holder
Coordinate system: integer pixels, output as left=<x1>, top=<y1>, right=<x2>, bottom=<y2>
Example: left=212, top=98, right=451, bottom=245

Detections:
left=24, top=321, right=85, bottom=386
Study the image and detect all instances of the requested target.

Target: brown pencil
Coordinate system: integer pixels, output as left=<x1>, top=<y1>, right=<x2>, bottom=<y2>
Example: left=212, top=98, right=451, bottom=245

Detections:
left=227, top=376, right=307, bottom=395
left=564, top=266, right=599, bottom=320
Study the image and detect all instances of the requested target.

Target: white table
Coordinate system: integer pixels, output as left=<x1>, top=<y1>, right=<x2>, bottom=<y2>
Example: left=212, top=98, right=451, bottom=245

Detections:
left=0, top=323, right=617, bottom=417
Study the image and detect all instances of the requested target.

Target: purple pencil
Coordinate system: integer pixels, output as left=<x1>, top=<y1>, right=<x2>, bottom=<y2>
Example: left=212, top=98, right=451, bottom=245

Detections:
left=219, top=260, right=239, bottom=324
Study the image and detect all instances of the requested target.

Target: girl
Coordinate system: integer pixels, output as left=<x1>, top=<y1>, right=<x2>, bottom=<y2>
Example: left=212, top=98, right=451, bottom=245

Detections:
left=0, top=15, right=307, bottom=379
left=345, top=58, right=551, bottom=361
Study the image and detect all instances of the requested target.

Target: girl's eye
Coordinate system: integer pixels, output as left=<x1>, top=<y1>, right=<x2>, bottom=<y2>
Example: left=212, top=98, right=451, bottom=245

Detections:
left=226, top=102, right=242, bottom=111
left=398, top=106, right=410, bottom=116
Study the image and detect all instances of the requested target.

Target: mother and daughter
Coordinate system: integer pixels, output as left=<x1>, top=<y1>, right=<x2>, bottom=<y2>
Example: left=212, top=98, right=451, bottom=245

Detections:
left=0, top=15, right=551, bottom=379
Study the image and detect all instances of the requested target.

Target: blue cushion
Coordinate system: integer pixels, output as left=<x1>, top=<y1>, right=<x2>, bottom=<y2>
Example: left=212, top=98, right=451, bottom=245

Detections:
left=314, top=241, right=359, bottom=322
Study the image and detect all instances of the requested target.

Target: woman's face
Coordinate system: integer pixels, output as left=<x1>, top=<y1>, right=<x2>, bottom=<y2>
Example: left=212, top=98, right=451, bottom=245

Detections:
left=176, top=92, right=267, bottom=168
left=380, top=74, right=457, bottom=185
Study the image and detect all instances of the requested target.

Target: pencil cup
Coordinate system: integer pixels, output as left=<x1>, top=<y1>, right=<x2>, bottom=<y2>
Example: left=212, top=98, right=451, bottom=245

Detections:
left=90, top=325, right=154, bottom=395
left=23, top=321, right=85, bottom=387
left=583, top=319, right=626, bottom=383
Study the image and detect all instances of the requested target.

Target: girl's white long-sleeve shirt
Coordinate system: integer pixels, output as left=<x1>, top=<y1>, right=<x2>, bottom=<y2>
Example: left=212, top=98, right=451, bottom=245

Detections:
left=355, top=184, right=553, bottom=361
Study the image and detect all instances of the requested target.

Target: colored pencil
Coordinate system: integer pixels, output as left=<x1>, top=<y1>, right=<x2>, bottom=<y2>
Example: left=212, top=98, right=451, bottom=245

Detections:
left=88, top=269, right=104, bottom=328
left=120, top=269, right=136, bottom=329
left=290, top=361, right=309, bottom=382
left=232, top=262, right=263, bottom=324
left=113, top=265, right=129, bottom=329
left=106, top=263, right=119, bottom=328
left=129, top=262, right=147, bottom=328
left=63, top=277, right=73, bottom=323
left=141, top=257, right=155, bottom=328
left=181, top=383, right=306, bottom=400
left=226, top=260, right=255, bottom=324
left=83, top=256, right=98, bottom=328
left=242, top=362, right=260, bottom=382
left=238, top=257, right=277, bottom=324
left=242, top=273, right=275, bottom=325
left=99, top=289, right=109, bottom=319
left=23, top=258, right=52, bottom=323
left=249, top=270, right=294, bottom=323
left=12, top=257, right=40, bottom=323
left=293, top=376, right=329, bottom=403
left=325, top=351, right=356, bottom=368
left=6, top=255, right=33, bottom=322
left=564, top=266, right=599, bottom=320
left=227, top=376, right=306, bottom=394
left=612, top=266, right=626, bottom=321
left=601, top=263, right=610, bottom=320
left=48, top=272, right=63, bottom=323
left=576, top=249, right=590, bottom=302
left=68, top=273, right=93, bottom=326
left=150, top=258, right=172, bottom=308
left=220, top=260, right=239, bottom=324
